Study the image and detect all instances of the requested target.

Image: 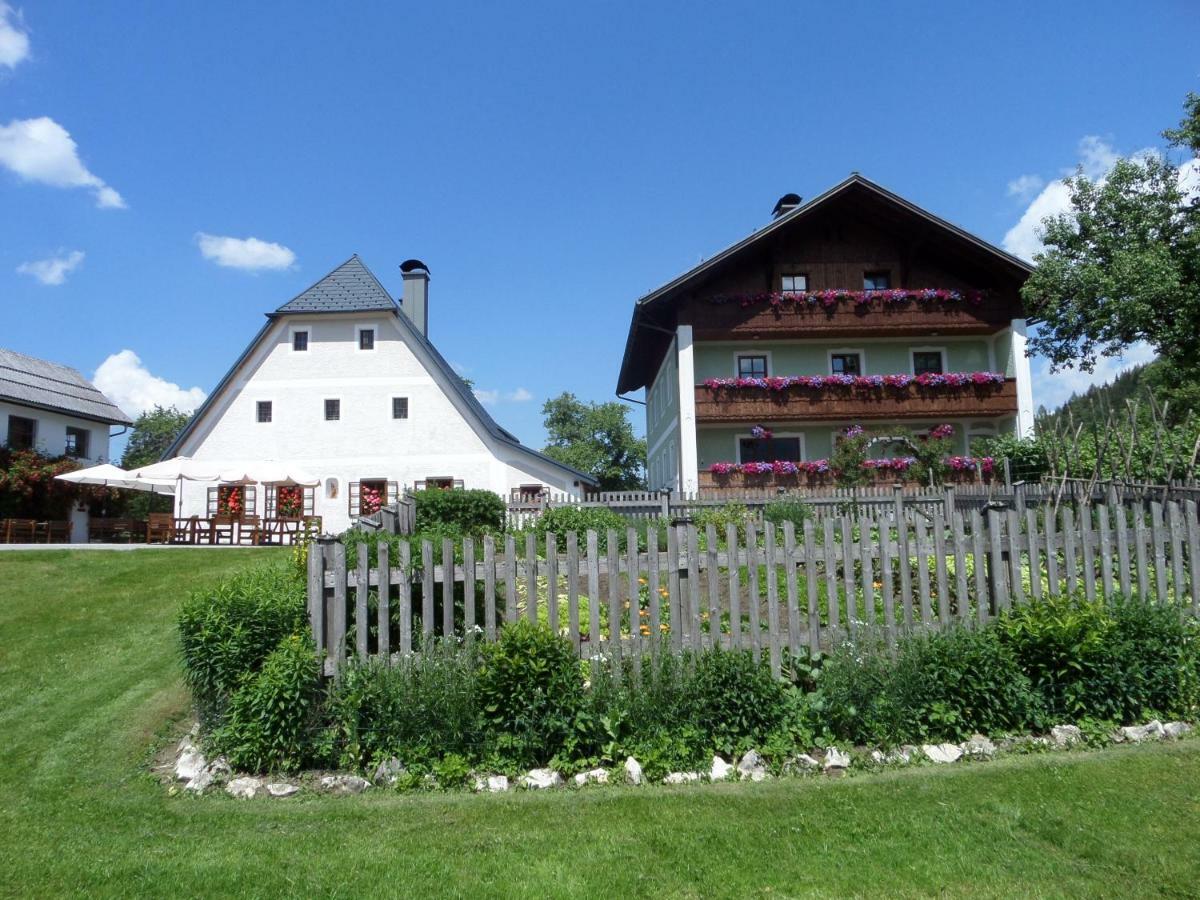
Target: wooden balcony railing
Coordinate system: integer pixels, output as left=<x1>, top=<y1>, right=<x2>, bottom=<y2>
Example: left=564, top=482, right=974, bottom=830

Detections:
left=694, top=378, right=1018, bottom=423
left=683, top=294, right=1020, bottom=340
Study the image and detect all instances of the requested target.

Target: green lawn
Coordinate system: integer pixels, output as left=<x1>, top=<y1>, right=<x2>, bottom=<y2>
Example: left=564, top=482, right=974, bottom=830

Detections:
left=2, top=549, right=1198, bottom=898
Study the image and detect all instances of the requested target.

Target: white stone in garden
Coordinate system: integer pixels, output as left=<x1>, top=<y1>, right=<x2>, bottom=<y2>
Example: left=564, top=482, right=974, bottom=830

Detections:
left=174, top=743, right=206, bottom=782
left=1119, top=721, right=1165, bottom=743
left=319, top=774, right=371, bottom=794
left=784, top=754, right=820, bottom=774
left=961, top=734, right=996, bottom=759
left=266, top=783, right=300, bottom=798
left=520, top=769, right=564, bottom=790
left=663, top=771, right=702, bottom=784
left=624, top=757, right=644, bottom=785
left=372, top=758, right=406, bottom=785
left=185, top=770, right=215, bottom=793
left=474, top=774, right=509, bottom=793
left=922, top=743, right=962, bottom=764
left=709, top=756, right=733, bottom=781
left=1163, top=722, right=1192, bottom=739
left=573, top=768, right=609, bottom=787
left=226, top=776, right=266, bottom=799
left=1050, top=725, right=1084, bottom=748
left=823, top=747, right=851, bottom=771
left=737, top=750, right=769, bottom=781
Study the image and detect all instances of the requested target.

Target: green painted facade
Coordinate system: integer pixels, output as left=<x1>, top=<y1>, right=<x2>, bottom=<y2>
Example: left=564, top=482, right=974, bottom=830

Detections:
left=693, top=337, right=1005, bottom=382
left=646, top=349, right=682, bottom=490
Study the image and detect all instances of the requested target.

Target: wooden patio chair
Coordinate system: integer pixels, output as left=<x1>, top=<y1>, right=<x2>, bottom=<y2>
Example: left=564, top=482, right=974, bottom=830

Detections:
left=209, top=515, right=235, bottom=545
left=42, top=521, right=71, bottom=543
left=235, top=515, right=262, bottom=545
left=146, top=513, right=174, bottom=544
left=8, top=519, right=39, bottom=542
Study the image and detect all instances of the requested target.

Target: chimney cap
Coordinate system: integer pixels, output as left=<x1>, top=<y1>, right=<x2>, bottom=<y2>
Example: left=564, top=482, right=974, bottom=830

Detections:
left=400, top=258, right=429, bottom=275
left=772, top=193, right=802, bottom=218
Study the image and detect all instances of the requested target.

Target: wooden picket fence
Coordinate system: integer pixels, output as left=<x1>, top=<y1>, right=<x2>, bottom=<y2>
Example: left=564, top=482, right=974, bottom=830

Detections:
left=309, top=498, right=1200, bottom=678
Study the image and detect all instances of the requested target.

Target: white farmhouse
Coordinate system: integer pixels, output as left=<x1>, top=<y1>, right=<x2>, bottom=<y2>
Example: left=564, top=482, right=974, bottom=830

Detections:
left=1, top=347, right=132, bottom=464
left=167, top=256, right=594, bottom=532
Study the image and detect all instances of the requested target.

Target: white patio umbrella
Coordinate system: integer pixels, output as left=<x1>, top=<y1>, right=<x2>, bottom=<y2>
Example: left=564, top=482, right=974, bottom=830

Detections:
left=55, top=463, right=176, bottom=494
left=217, top=462, right=320, bottom=486
left=127, top=457, right=222, bottom=516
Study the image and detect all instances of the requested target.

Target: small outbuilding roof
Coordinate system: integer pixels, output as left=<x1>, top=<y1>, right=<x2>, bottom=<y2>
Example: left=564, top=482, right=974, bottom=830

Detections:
left=0, top=347, right=133, bottom=425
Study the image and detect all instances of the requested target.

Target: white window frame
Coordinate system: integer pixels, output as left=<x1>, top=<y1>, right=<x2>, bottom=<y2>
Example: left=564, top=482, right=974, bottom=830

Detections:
left=355, top=323, right=377, bottom=351
left=780, top=273, right=808, bottom=294
left=289, top=325, right=310, bottom=352
left=735, top=431, right=805, bottom=464
left=910, top=346, right=948, bottom=376
left=732, top=350, right=772, bottom=378
left=827, top=347, right=866, bottom=376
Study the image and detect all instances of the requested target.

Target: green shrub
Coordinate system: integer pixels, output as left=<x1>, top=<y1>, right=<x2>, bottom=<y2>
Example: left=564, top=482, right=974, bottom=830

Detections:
left=325, top=641, right=483, bottom=770
left=477, top=620, right=584, bottom=765
left=531, top=506, right=637, bottom=553
left=687, top=649, right=790, bottom=755
left=815, top=625, right=1044, bottom=745
left=178, top=564, right=307, bottom=721
left=999, top=594, right=1200, bottom=723
left=692, top=503, right=753, bottom=544
left=214, top=634, right=322, bottom=773
left=763, top=499, right=812, bottom=532
left=412, top=488, right=505, bottom=533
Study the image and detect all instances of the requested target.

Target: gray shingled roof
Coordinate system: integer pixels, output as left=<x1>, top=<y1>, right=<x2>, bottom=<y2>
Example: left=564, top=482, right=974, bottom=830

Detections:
left=0, top=347, right=133, bottom=425
left=167, top=257, right=597, bottom=486
left=274, top=255, right=400, bottom=314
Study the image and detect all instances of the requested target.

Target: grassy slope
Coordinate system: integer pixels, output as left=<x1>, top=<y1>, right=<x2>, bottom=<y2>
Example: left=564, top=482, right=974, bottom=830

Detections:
left=1, top=550, right=1198, bottom=899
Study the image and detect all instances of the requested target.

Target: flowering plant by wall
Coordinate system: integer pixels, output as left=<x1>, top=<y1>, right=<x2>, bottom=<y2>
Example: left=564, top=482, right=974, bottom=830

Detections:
left=276, top=485, right=304, bottom=518
left=710, top=287, right=985, bottom=310
left=360, top=485, right=384, bottom=515
left=750, top=424, right=773, bottom=440
left=217, top=485, right=244, bottom=517
left=947, top=455, right=996, bottom=473
left=703, top=371, right=1006, bottom=392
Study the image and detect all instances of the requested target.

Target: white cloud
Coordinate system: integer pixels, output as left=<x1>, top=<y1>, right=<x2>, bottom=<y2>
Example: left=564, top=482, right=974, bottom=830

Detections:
left=0, top=116, right=125, bottom=208
left=16, top=249, right=83, bottom=285
left=474, top=387, right=533, bottom=405
left=93, top=350, right=206, bottom=416
left=0, top=3, right=30, bottom=69
left=1006, top=174, right=1043, bottom=200
left=1002, top=136, right=1198, bottom=261
left=1033, top=340, right=1156, bottom=412
left=196, top=233, right=295, bottom=271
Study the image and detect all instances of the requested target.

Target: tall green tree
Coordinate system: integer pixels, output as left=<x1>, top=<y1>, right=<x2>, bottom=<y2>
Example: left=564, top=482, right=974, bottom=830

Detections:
left=1023, top=92, right=1200, bottom=375
left=120, top=406, right=192, bottom=470
left=541, top=393, right=646, bottom=491
left=119, top=406, right=191, bottom=516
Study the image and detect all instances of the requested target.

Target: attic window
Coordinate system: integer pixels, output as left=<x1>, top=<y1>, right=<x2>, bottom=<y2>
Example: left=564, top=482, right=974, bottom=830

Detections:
left=292, top=330, right=308, bottom=351
left=392, top=397, right=409, bottom=420
left=256, top=401, right=272, bottom=423
left=324, top=399, right=340, bottom=421
left=358, top=328, right=375, bottom=350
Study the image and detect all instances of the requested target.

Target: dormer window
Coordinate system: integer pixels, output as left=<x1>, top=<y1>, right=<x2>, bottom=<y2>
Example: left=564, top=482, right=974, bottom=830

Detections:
left=781, top=274, right=808, bottom=294
left=863, top=271, right=891, bottom=290
left=358, top=328, right=375, bottom=350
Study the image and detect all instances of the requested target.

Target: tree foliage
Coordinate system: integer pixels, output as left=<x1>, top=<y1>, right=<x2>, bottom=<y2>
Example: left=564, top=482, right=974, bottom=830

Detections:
left=1022, top=93, right=1200, bottom=375
left=540, top=392, right=646, bottom=491
left=120, top=405, right=191, bottom=470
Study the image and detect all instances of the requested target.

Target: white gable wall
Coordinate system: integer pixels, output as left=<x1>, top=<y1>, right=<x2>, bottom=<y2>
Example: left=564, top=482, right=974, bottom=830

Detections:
left=175, top=312, right=584, bottom=532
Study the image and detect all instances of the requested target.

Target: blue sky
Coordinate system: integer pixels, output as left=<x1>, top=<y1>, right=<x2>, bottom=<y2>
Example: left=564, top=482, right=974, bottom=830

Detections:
left=2, top=1, right=1197, bottom=458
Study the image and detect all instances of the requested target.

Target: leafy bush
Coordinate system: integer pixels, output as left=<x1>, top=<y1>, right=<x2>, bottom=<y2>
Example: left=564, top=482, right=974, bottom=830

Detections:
left=687, top=649, right=790, bottom=755
left=324, top=641, right=484, bottom=770
left=477, top=620, right=584, bottom=765
left=692, top=503, right=753, bottom=544
left=178, top=564, right=307, bottom=721
left=531, top=506, right=637, bottom=553
left=999, top=594, right=1200, bottom=723
left=412, top=488, right=505, bottom=533
left=815, top=626, right=1044, bottom=745
left=762, top=499, right=812, bottom=532
left=214, top=634, right=322, bottom=773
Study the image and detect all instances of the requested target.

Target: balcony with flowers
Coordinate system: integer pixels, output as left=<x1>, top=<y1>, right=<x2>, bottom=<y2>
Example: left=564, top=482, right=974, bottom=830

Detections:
left=685, top=286, right=1021, bottom=340
left=695, top=370, right=1017, bottom=423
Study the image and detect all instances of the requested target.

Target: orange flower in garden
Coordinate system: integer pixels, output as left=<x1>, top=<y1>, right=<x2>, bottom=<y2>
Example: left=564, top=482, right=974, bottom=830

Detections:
left=639, top=609, right=648, bottom=617
left=659, top=588, right=669, bottom=597
left=623, top=600, right=631, bottom=609
left=640, top=625, right=651, bottom=636
left=638, top=577, right=647, bottom=585
left=660, top=623, right=669, bottom=632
